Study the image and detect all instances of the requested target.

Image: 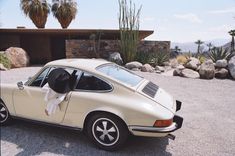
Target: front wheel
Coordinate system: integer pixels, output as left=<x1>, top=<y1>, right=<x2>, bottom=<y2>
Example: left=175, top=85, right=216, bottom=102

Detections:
left=87, top=113, right=128, bottom=151
left=0, top=101, right=11, bottom=125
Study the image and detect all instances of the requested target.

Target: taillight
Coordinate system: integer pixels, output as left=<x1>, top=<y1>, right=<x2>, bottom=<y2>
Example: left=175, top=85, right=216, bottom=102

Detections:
left=153, top=119, right=173, bottom=127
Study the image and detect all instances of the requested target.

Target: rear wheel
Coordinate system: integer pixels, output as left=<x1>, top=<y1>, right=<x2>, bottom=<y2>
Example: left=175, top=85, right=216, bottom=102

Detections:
left=0, top=101, right=11, bottom=125
left=87, top=113, right=128, bottom=151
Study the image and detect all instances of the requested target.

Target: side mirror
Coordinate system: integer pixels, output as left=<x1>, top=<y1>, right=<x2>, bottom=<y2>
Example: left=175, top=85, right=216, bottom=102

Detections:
left=17, top=81, right=24, bottom=90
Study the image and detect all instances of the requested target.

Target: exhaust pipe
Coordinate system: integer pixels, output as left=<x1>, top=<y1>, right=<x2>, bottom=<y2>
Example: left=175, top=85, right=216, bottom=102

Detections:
left=167, top=134, right=176, bottom=140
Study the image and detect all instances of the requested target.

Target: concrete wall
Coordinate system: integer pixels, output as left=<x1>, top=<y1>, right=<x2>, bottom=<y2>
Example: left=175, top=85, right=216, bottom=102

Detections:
left=66, top=40, right=170, bottom=59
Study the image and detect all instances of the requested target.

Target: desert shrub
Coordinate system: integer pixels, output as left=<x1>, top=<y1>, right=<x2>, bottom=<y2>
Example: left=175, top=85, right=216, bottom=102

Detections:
left=209, top=47, right=235, bottom=62
left=135, top=51, right=152, bottom=64
left=176, top=55, right=188, bottom=64
left=150, top=50, right=170, bottom=66
left=0, top=52, right=11, bottom=69
left=197, top=55, right=207, bottom=64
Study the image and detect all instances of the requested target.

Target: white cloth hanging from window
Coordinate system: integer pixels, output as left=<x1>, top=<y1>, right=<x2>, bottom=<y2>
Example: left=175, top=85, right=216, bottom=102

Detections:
left=42, top=83, right=66, bottom=116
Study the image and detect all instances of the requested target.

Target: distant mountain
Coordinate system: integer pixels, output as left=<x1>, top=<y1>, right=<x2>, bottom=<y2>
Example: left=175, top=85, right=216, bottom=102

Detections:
left=171, top=39, right=230, bottom=53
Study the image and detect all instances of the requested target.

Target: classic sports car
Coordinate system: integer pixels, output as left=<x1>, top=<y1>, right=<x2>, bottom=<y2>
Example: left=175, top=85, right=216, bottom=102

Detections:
left=0, top=59, right=183, bottom=150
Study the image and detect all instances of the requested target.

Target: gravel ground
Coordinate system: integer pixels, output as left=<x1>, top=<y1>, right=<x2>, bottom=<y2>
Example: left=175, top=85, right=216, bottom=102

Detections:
left=1, top=67, right=235, bottom=156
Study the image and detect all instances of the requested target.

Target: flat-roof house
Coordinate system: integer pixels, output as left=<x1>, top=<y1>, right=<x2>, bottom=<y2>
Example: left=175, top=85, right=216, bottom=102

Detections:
left=0, top=28, right=170, bottom=64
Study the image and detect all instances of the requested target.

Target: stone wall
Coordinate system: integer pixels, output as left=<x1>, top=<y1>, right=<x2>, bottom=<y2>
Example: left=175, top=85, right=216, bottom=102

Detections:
left=66, top=40, right=170, bottom=59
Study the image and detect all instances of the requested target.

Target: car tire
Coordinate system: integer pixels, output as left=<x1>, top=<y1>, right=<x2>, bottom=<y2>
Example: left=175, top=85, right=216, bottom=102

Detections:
left=0, top=101, right=11, bottom=125
left=87, top=113, right=128, bottom=151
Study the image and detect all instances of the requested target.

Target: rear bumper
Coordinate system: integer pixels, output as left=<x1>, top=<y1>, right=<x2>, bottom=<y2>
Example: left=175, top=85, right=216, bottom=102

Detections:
left=129, top=100, right=183, bottom=137
left=129, top=115, right=183, bottom=133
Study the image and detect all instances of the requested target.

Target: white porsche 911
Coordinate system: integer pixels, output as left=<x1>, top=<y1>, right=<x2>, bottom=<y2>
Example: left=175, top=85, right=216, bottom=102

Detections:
left=0, top=59, right=183, bottom=150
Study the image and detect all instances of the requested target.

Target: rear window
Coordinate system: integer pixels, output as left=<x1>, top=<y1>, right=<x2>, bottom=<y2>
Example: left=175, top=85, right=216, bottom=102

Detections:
left=96, top=64, right=143, bottom=87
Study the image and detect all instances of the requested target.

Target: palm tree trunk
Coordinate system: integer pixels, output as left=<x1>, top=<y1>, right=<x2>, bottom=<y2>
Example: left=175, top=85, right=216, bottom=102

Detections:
left=231, top=36, right=234, bottom=52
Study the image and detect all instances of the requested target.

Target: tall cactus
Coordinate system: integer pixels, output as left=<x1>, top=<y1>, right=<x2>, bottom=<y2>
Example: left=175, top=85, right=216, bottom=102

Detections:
left=118, top=0, right=142, bottom=63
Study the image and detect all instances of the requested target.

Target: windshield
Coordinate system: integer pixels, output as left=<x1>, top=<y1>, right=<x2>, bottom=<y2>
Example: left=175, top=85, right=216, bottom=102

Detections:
left=96, top=64, right=143, bottom=87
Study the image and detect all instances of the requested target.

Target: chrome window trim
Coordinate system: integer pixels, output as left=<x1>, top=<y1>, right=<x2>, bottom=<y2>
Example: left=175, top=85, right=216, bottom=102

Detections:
left=26, top=65, right=82, bottom=88
left=26, top=65, right=113, bottom=93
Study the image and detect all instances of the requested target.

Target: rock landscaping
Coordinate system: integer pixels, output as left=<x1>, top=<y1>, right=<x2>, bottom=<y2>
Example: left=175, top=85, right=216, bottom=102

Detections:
left=124, top=56, right=235, bottom=80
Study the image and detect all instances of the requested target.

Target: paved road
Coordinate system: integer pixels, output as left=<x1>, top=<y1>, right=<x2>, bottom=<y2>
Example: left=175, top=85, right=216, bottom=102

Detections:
left=1, top=68, right=235, bottom=156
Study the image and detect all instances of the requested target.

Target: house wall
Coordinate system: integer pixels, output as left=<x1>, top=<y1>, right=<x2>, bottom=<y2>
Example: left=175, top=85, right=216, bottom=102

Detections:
left=66, top=40, right=171, bottom=59
left=0, top=35, right=20, bottom=51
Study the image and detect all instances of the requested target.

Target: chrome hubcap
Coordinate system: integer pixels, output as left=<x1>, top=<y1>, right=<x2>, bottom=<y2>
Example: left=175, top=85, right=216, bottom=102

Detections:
left=92, top=118, right=119, bottom=146
left=0, top=103, right=8, bottom=123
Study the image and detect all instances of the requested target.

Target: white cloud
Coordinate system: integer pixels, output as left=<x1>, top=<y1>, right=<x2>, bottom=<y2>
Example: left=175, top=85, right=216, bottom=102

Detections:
left=208, top=7, right=235, bottom=14
left=173, top=13, right=202, bottom=23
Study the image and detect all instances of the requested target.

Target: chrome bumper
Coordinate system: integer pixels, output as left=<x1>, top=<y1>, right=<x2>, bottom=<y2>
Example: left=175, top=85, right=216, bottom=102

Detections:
left=129, top=115, right=183, bottom=133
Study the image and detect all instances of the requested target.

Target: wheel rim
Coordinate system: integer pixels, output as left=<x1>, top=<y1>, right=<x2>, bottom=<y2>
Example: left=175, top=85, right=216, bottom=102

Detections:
left=92, top=118, right=120, bottom=146
left=0, top=103, right=8, bottom=123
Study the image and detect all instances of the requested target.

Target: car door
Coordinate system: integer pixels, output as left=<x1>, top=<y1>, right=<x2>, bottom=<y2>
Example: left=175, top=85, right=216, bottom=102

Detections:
left=62, top=71, right=113, bottom=127
left=13, top=66, right=80, bottom=124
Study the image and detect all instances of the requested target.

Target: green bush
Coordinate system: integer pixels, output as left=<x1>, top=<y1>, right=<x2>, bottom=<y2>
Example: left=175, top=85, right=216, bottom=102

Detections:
left=150, top=50, right=170, bottom=66
left=0, top=52, right=11, bottom=69
left=209, top=47, right=235, bottom=62
left=135, top=51, right=152, bottom=64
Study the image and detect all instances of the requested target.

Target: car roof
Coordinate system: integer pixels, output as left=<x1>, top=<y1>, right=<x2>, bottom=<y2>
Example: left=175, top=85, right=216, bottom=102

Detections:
left=45, top=58, right=111, bottom=72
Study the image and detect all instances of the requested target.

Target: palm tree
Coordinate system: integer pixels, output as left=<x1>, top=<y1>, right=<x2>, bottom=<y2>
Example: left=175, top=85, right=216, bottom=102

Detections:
left=229, top=30, right=235, bottom=52
left=20, top=0, right=50, bottom=28
left=174, top=46, right=181, bottom=54
left=195, top=40, right=204, bottom=54
left=206, top=42, right=213, bottom=52
left=51, top=0, right=77, bottom=29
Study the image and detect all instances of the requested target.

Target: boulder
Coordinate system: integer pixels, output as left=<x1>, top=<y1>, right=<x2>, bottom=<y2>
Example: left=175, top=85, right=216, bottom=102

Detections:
left=155, top=66, right=165, bottom=72
left=0, top=63, right=8, bottom=71
left=177, top=64, right=185, bottom=70
left=108, top=52, right=123, bottom=65
left=215, top=59, right=227, bottom=68
left=5, top=47, right=29, bottom=68
left=215, top=68, right=229, bottom=79
left=163, top=62, right=170, bottom=66
left=141, top=64, right=154, bottom=72
left=155, top=70, right=162, bottom=74
left=131, top=68, right=140, bottom=71
left=228, top=56, right=235, bottom=79
left=125, top=61, right=143, bottom=70
left=173, top=69, right=182, bottom=76
left=169, top=59, right=179, bottom=68
left=181, top=69, right=200, bottom=79
left=199, top=60, right=215, bottom=79
left=184, top=57, right=200, bottom=70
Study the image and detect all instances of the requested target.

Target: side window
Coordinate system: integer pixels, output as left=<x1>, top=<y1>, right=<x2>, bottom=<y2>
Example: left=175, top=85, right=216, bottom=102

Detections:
left=30, top=67, right=50, bottom=87
left=30, top=67, right=81, bottom=88
left=76, top=72, right=112, bottom=91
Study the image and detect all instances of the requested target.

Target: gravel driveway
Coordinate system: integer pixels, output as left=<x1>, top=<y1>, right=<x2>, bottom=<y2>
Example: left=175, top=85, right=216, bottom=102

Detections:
left=1, top=67, right=235, bottom=156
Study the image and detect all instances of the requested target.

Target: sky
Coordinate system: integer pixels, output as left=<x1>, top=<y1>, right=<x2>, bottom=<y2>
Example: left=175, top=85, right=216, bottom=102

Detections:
left=0, top=0, right=235, bottom=43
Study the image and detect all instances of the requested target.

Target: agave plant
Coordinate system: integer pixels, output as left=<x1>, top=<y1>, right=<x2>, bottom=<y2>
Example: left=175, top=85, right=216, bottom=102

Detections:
left=52, top=0, right=77, bottom=28
left=150, top=50, right=170, bottom=66
left=20, top=0, right=50, bottom=28
left=209, top=47, right=235, bottom=62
